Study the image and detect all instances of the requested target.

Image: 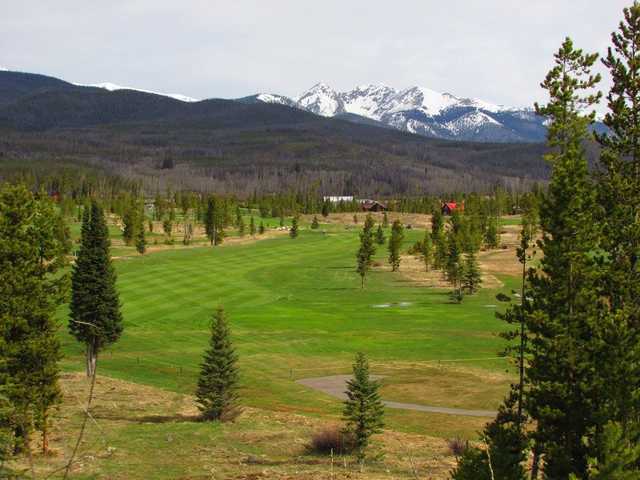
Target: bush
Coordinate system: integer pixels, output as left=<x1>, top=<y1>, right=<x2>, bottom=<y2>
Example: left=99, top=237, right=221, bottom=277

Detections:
left=496, top=292, right=511, bottom=302
left=448, top=437, right=468, bottom=457
left=309, top=426, right=356, bottom=455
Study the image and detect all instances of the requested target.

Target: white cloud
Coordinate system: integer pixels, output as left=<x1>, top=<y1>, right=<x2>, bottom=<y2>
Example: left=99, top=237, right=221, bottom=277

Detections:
left=0, top=0, right=629, bottom=111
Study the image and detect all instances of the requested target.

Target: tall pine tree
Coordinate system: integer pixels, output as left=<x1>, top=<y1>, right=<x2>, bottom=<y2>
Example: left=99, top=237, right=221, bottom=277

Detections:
left=387, top=220, right=404, bottom=272
left=0, top=185, right=68, bottom=453
left=342, top=353, right=384, bottom=465
left=525, top=38, right=602, bottom=478
left=69, top=201, right=123, bottom=378
left=196, top=306, right=239, bottom=421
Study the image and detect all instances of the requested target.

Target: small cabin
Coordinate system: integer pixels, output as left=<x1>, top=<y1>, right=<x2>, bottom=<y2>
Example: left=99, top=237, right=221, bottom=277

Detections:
left=441, top=201, right=463, bottom=215
left=361, top=200, right=387, bottom=212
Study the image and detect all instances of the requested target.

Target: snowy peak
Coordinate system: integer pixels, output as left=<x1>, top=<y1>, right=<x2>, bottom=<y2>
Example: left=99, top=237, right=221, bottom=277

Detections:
left=296, top=82, right=344, bottom=116
left=252, top=82, right=544, bottom=142
left=75, top=81, right=199, bottom=103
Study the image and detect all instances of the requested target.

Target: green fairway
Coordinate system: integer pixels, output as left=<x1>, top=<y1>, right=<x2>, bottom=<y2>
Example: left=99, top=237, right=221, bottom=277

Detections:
left=58, top=224, right=516, bottom=436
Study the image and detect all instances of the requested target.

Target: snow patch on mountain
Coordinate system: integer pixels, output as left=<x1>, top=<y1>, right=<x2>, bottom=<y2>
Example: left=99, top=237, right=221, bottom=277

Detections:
left=445, top=110, right=500, bottom=135
left=251, top=82, right=550, bottom=142
left=295, top=82, right=344, bottom=116
left=75, top=81, right=199, bottom=103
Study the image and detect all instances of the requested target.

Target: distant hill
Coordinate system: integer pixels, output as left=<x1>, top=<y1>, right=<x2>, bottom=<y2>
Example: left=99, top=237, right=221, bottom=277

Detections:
left=0, top=69, right=555, bottom=195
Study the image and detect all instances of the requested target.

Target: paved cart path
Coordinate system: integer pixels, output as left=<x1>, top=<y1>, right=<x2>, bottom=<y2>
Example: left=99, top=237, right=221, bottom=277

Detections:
left=297, top=375, right=497, bottom=418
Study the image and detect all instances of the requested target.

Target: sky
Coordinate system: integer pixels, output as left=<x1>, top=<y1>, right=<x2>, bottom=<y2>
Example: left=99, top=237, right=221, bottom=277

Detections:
left=0, top=1, right=632, bottom=109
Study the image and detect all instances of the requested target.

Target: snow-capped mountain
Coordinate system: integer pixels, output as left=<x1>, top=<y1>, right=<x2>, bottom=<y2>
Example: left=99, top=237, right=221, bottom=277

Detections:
left=249, top=83, right=549, bottom=143
left=74, top=81, right=199, bottom=103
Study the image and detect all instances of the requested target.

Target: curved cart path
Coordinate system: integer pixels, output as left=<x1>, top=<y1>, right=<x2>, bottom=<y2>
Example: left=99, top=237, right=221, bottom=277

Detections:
left=297, top=375, right=497, bottom=418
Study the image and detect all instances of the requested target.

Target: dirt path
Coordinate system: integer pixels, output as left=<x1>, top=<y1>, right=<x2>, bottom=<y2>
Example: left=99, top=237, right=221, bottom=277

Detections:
left=297, top=375, right=497, bottom=418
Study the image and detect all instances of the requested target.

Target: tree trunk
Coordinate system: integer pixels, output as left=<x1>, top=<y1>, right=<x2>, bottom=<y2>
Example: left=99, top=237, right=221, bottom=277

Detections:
left=86, top=341, right=98, bottom=377
left=530, top=443, right=541, bottom=479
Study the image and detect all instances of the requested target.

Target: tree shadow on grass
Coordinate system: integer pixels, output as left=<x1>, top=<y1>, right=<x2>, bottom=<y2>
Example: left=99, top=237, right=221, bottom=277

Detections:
left=91, top=408, right=200, bottom=424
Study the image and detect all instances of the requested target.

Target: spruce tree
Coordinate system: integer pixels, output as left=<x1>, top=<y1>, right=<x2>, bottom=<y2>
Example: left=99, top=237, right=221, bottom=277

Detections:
left=196, top=306, right=239, bottom=421
left=422, top=230, right=433, bottom=272
left=205, top=196, right=216, bottom=245
left=290, top=216, right=299, bottom=238
left=342, top=353, right=384, bottom=465
left=388, top=220, right=404, bottom=272
left=461, top=252, right=482, bottom=294
left=258, top=221, right=265, bottom=235
left=69, top=201, right=123, bottom=378
left=238, top=215, right=245, bottom=237
left=445, top=227, right=464, bottom=302
left=356, top=215, right=376, bottom=288
left=250, top=216, right=256, bottom=236
left=122, top=207, right=136, bottom=246
left=484, top=218, right=499, bottom=249
left=163, top=217, right=172, bottom=242
left=525, top=38, right=602, bottom=478
left=0, top=185, right=68, bottom=453
left=135, top=210, right=146, bottom=254
left=321, top=200, right=330, bottom=218
left=595, top=1, right=640, bottom=441
left=375, top=224, right=385, bottom=245
left=311, top=215, right=320, bottom=229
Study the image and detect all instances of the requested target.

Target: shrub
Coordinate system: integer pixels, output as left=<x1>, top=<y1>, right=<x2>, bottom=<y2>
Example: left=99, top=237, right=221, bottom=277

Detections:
left=309, top=425, right=356, bottom=455
left=496, top=292, right=511, bottom=302
left=448, top=437, right=468, bottom=457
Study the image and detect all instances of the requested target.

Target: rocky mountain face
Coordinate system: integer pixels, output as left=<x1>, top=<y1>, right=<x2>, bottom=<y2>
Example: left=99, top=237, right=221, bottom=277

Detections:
left=252, top=82, right=549, bottom=143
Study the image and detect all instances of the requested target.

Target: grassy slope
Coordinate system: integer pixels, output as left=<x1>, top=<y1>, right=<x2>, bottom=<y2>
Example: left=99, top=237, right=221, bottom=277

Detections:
left=59, top=220, right=516, bottom=439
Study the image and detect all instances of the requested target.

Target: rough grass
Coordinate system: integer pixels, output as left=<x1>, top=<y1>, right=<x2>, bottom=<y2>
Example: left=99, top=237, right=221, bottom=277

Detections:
left=15, top=374, right=457, bottom=479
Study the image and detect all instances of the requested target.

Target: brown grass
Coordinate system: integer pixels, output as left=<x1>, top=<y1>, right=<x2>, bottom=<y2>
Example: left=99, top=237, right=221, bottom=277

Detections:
left=12, top=373, right=462, bottom=479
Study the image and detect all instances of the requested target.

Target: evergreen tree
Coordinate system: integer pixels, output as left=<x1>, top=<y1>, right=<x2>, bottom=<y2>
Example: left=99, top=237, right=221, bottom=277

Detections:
left=69, top=201, right=123, bottom=378
left=461, top=252, right=482, bottom=294
left=422, top=230, right=433, bottom=272
left=235, top=206, right=242, bottom=227
left=250, top=216, right=256, bottom=236
left=595, top=1, right=640, bottom=441
left=163, top=217, right=172, bottom=241
left=451, top=390, right=527, bottom=480
left=196, top=306, right=239, bottom=421
left=290, top=216, right=299, bottom=238
left=584, top=422, right=640, bottom=480
left=258, top=221, right=265, bottom=235
left=238, top=215, right=245, bottom=237
left=342, top=353, right=384, bottom=465
left=0, top=185, right=68, bottom=453
left=484, top=218, right=499, bottom=249
left=311, top=215, right=320, bottom=229
left=356, top=215, right=376, bottom=288
left=135, top=210, right=146, bottom=255
left=205, top=196, right=216, bottom=245
left=445, top=227, right=464, bottom=302
left=375, top=224, right=385, bottom=245
left=382, top=211, right=389, bottom=228
left=321, top=200, right=330, bottom=218
left=122, top=207, right=136, bottom=246
left=525, top=38, right=602, bottom=478
left=388, top=220, right=404, bottom=272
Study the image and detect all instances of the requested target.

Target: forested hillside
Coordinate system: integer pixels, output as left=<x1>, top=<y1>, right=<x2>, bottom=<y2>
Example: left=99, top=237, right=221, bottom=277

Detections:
left=0, top=71, right=554, bottom=195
